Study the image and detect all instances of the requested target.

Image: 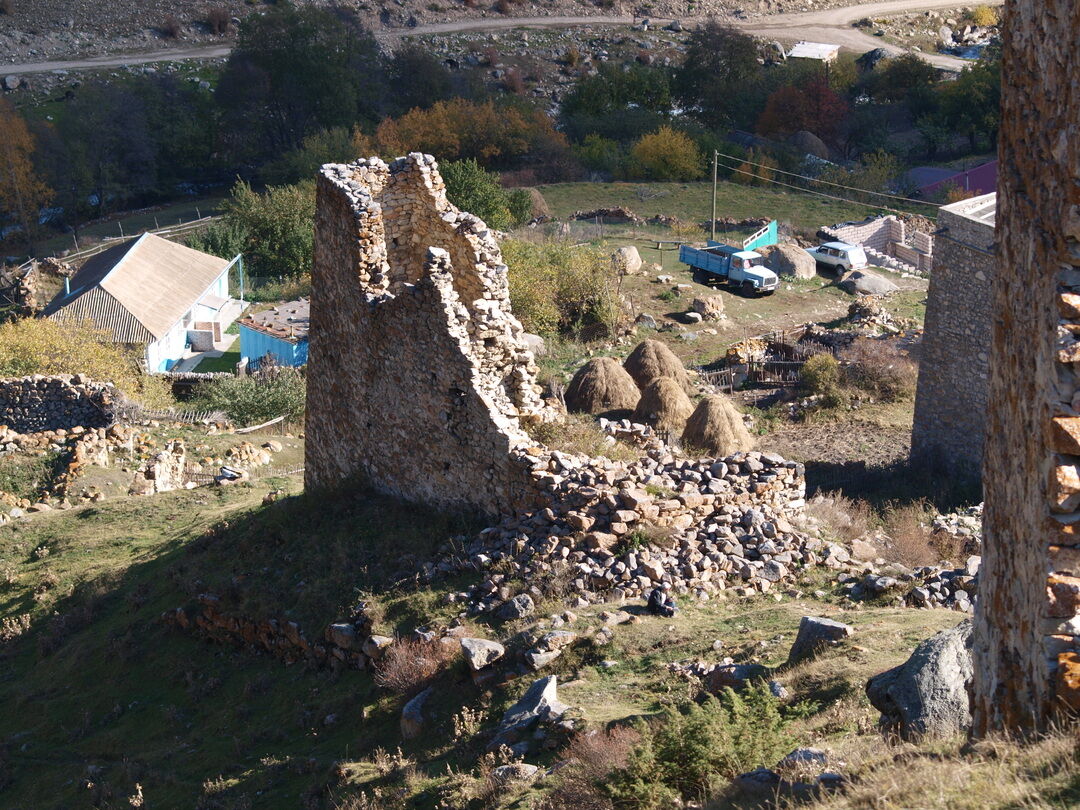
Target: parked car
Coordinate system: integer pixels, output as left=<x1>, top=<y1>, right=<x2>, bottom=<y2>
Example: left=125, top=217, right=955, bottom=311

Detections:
left=806, top=241, right=868, bottom=272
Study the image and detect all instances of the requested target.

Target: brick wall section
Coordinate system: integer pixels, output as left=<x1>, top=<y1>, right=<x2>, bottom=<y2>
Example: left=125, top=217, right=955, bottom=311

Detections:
left=304, top=154, right=548, bottom=515
left=0, top=375, right=117, bottom=433
left=911, top=198, right=996, bottom=474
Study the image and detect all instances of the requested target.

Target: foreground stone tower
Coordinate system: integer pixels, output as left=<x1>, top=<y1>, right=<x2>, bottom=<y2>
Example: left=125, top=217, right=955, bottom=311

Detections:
left=973, top=0, right=1080, bottom=734
left=304, top=154, right=546, bottom=514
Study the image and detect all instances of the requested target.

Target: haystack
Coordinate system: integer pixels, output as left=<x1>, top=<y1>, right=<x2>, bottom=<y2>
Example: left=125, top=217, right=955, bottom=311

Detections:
left=564, top=357, right=641, bottom=415
left=623, top=339, right=691, bottom=393
left=633, top=377, right=694, bottom=434
left=681, top=395, right=755, bottom=456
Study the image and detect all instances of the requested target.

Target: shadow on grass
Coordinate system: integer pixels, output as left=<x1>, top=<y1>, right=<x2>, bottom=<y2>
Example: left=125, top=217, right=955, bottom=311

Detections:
left=0, top=480, right=489, bottom=808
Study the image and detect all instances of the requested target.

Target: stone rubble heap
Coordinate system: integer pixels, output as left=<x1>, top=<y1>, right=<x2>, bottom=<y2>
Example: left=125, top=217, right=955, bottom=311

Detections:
left=424, top=448, right=840, bottom=610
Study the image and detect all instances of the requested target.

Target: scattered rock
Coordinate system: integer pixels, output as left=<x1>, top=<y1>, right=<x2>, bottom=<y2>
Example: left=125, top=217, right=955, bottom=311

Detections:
left=401, top=686, right=433, bottom=740
left=490, top=675, right=570, bottom=750
left=492, top=763, right=539, bottom=782
left=839, top=270, right=899, bottom=296
left=460, top=637, right=505, bottom=671
left=691, top=296, right=725, bottom=321
left=497, top=593, right=536, bottom=621
left=787, top=616, right=854, bottom=664
left=865, top=619, right=973, bottom=740
left=612, top=245, right=643, bottom=275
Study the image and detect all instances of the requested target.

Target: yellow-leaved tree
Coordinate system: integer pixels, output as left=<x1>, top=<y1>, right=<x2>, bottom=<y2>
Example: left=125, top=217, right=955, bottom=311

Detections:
left=0, top=98, right=52, bottom=254
left=628, top=127, right=704, bottom=182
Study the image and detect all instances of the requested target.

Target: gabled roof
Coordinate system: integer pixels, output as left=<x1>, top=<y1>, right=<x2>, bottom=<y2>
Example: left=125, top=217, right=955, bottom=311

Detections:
left=43, top=233, right=233, bottom=343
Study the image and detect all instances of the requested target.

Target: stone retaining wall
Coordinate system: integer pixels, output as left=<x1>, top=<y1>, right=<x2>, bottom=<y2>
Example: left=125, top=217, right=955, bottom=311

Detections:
left=911, top=198, right=996, bottom=475
left=0, top=375, right=117, bottom=434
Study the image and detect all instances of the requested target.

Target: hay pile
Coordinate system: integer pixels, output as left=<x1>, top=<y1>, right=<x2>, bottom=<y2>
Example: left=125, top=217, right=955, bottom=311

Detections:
left=633, top=378, right=694, bottom=434
left=681, top=395, right=755, bottom=456
left=623, top=339, right=691, bottom=392
left=565, top=357, right=641, bottom=415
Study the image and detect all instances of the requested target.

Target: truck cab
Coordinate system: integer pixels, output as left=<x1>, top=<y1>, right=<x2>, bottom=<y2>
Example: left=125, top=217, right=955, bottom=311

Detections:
left=727, top=250, right=779, bottom=294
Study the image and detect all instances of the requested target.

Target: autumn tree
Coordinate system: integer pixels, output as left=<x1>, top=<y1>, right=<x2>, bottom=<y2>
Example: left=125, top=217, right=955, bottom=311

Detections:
left=974, top=0, right=1080, bottom=737
left=757, top=76, right=849, bottom=144
left=628, top=127, right=703, bottom=182
left=0, top=98, right=52, bottom=252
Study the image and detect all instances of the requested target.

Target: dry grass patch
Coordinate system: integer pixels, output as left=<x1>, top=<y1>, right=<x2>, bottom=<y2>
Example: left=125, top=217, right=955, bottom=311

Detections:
left=802, top=492, right=873, bottom=544
left=527, top=413, right=641, bottom=461
left=840, top=339, right=918, bottom=403
left=372, top=639, right=457, bottom=697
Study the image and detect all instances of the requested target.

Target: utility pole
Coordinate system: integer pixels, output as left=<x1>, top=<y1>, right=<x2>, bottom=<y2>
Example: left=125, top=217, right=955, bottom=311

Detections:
left=710, top=150, right=718, bottom=244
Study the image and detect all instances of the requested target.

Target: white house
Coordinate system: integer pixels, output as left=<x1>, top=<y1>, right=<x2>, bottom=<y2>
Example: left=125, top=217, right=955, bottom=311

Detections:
left=43, top=232, right=243, bottom=372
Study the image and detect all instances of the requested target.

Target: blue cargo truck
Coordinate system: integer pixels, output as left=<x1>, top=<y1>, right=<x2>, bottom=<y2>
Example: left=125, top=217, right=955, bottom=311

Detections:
left=678, top=219, right=780, bottom=296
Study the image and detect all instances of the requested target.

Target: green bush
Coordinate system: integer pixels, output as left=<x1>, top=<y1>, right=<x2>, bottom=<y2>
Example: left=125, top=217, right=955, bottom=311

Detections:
left=189, top=366, right=306, bottom=426
left=441, top=158, right=529, bottom=231
left=603, top=686, right=792, bottom=807
left=220, top=179, right=316, bottom=278
left=502, top=239, right=621, bottom=338
left=800, top=353, right=841, bottom=397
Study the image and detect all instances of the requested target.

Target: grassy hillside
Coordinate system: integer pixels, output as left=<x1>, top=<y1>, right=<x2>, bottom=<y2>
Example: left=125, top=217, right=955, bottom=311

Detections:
left=0, top=476, right=1075, bottom=808
left=536, top=182, right=876, bottom=235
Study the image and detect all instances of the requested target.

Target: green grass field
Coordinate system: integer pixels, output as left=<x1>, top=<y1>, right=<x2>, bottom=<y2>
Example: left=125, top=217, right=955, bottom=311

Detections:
left=191, top=342, right=242, bottom=374
left=536, top=181, right=878, bottom=235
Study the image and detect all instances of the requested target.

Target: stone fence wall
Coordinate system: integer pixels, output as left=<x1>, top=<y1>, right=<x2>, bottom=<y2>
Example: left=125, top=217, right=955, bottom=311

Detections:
left=822, top=215, right=934, bottom=275
left=0, top=375, right=118, bottom=434
left=911, top=201, right=996, bottom=475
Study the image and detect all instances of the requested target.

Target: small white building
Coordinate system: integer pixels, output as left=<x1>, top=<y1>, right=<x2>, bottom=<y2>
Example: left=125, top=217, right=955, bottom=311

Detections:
left=787, top=41, right=841, bottom=63
left=43, top=233, right=243, bottom=372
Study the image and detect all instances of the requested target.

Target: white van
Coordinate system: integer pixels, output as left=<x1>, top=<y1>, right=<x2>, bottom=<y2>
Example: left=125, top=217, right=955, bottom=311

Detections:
left=806, top=241, right=869, bottom=272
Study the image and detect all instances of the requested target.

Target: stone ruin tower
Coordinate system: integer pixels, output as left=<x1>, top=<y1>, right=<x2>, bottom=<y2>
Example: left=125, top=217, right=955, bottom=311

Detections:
left=304, top=153, right=547, bottom=515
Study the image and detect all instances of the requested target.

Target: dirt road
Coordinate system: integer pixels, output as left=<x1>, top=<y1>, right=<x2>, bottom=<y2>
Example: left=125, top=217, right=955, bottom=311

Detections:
left=3, top=0, right=992, bottom=75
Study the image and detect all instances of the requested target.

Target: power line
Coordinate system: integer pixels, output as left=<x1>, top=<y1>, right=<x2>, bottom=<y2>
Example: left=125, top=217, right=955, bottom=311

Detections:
left=714, top=155, right=934, bottom=219
left=714, top=149, right=941, bottom=208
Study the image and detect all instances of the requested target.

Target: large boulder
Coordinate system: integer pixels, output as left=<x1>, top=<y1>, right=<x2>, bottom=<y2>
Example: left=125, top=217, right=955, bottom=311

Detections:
left=865, top=619, right=973, bottom=740
left=691, top=296, right=725, bottom=321
left=612, top=245, right=643, bottom=275
left=496, top=593, right=535, bottom=621
left=787, top=616, right=855, bottom=664
left=760, top=244, right=817, bottom=280
left=839, top=269, right=899, bottom=296
left=787, top=130, right=830, bottom=160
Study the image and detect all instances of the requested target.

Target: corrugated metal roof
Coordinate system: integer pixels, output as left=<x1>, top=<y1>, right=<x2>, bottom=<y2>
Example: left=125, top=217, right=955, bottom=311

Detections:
left=239, top=298, right=309, bottom=343
left=43, top=233, right=232, bottom=342
left=788, top=41, right=840, bottom=61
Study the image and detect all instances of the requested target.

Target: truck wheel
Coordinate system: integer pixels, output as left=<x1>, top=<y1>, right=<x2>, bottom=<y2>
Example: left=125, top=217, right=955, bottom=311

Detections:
left=741, top=280, right=755, bottom=297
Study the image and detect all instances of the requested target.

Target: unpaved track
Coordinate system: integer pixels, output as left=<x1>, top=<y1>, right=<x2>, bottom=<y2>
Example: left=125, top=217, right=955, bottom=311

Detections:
left=4, top=0, right=995, bottom=75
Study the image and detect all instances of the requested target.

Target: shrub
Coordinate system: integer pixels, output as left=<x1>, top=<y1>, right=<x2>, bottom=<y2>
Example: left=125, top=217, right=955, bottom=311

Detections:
left=880, top=500, right=939, bottom=566
left=207, top=7, right=230, bottom=35
left=840, top=339, right=917, bottom=402
left=970, top=5, right=998, bottom=26
left=502, top=239, right=622, bottom=337
left=627, top=126, right=704, bottom=182
left=373, top=639, right=455, bottom=696
left=539, top=727, right=642, bottom=810
left=799, top=353, right=841, bottom=398
left=220, top=179, right=316, bottom=278
left=503, top=68, right=526, bottom=95
left=0, top=0, right=13, bottom=15
left=188, top=366, right=305, bottom=426
left=440, top=158, right=525, bottom=231
left=495, top=0, right=511, bottom=13
left=804, top=491, right=872, bottom=543
left=603, top=686, right=792, bottom=807
left=0, top=318, right=170, bottom=407
left=162, top=15, right=182, bottom=38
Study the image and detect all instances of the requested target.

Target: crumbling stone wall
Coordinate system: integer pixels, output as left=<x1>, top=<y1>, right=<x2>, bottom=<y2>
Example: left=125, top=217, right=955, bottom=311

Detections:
left=304, top=154, right=547, bottom=515
left=911, top=196, right=996, bottom=476
left=0, top=375, right=117, bottom=434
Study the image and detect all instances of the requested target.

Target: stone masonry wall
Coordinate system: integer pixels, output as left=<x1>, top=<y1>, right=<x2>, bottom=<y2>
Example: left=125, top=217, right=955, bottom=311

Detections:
left=911, top=201, right=996, bottom=475
left=0, top=375, right=117, bottom=434
left=304, top=154, right=548, bottom=515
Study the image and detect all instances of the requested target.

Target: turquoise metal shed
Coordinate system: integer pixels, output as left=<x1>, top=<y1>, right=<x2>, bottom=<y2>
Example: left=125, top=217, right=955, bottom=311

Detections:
left=238, top=299, right=309, bottom=368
